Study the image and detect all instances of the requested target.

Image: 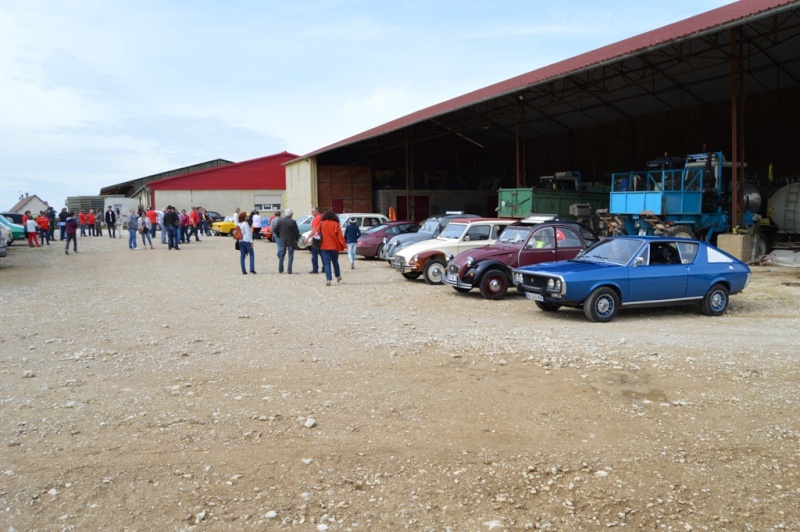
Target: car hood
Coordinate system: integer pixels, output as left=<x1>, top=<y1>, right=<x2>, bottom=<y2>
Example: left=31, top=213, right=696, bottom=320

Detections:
left=515, top=258, right=624, bottom=276
left=451, top=243, right=518, bottom=266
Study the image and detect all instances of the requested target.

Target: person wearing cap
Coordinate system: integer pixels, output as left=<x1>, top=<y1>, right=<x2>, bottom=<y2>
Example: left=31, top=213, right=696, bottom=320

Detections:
left=344, top=217, right=361, bottom=269
left=274, top=208, right=300, bottom=274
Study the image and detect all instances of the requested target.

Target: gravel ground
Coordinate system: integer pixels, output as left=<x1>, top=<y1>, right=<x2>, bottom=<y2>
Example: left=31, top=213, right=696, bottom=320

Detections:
left=1, top=233, right=799, bottom=531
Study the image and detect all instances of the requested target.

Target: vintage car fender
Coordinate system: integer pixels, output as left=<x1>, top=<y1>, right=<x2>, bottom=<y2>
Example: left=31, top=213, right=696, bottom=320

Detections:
left=470, top=259, right=513, bottom=283
left=410, top=249, right=447, bottom=268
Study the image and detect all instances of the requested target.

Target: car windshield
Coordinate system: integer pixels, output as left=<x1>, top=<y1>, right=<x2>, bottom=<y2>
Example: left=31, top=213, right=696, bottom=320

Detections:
left=223, top=216, right=234, bottom=222
left=364, top=223, right=389, bottom=234
left=577, top=238, right=644, bottom=265
left=497, top=226, right=531, bottom=244
left=420, top=219, right=440, bottom=233
left=438, top=223, right=467, bottom=239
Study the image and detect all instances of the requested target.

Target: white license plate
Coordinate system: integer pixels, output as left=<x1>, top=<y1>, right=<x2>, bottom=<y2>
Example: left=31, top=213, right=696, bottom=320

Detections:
left=526, top=292, right=544, bottom=302
left=447, top=274, right=457, bottom=283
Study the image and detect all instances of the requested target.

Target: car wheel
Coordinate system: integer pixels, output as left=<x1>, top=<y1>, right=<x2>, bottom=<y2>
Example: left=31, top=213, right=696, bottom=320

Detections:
left=375, top=244, right=384, bottom=260
left=667, top=224, right=696, bottom=239
left=402, top=272, right=421, bottom=280
left=479, top=269, right=508, bottom=300
left=701, top=283, right=729, bottom=316
left=296, top=238, right=310, bottom=250
left=583, top=287, right=620, bottom=322
left=423, top=259, right=446, bottom=285
left=535, top=301, right=561, bottom=312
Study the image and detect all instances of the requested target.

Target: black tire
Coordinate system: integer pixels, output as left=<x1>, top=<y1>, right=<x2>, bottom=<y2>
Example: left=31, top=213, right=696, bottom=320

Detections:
left=667, top=224, right=696, bottom=239
left=701, top=283, right=729, bottom=316
left=479, top=269, right=509, bottom=300
left=402, top=272, right=421, bottom=280
left=375, top=244, right=384, bottom=260
left=423, top=259, right=447, bottom=285
left=583, top=287, right=620, bottom=323
left=535, top=301, right=561, bottom=312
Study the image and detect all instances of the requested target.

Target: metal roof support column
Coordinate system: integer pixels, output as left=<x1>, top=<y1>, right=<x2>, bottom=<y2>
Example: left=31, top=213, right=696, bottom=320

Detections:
left=730, top=27, right=742, bottom=230
left=405, top=136, right=414, bottom=221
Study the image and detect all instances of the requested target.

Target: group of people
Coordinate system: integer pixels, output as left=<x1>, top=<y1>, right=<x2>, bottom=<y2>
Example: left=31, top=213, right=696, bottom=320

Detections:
left=22, top=208, right=57, bottom=247
left=234, top=206, right=349, bottom=285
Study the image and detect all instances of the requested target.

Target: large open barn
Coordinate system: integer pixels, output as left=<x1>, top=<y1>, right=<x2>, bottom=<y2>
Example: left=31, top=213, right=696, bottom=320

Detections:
left=286, top=0, right=800, bottom=234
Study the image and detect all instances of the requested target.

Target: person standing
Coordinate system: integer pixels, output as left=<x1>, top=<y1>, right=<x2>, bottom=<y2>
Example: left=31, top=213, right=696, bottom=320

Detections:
left=58, top=208, right=69, bottom=240
left=36, top=211, right=51, bottom=245
left=87, top=210, right=97, bottom=236
left=344, top=217, right=361, bottom=269
left=64, top=212, right=78, bottom=254
left=157, top=209, right=167, bottom=244
left=25, top=216, right=41, bottom=247
left=105, top=206, right=117, bottom=238
left=319, top=210, right=346, bottom=286
left=46, top=206, right=56, bottom=242
left=188, top=207, right=201, bottom=242
left=78, top=210, right=87, bottom=236
left=164, top=206, right=180, bottom=250
left=179, top=209, right=190, bottom=244
left=146, top=207, right=158, bottom=240
left=236, top=212, right=256, bottom=274
left=139, top=210, right=154, bottom=249
left=271, top=211, right=282, bottom=257
left=251, top=210, right=262, bottom=240
left=274, top=208, right=299, bottom=274
left=94, top=209, right=103, bottom=236
left=127, top=210, right=139, bottom=250
left=308, top=206, right=323, bottom=274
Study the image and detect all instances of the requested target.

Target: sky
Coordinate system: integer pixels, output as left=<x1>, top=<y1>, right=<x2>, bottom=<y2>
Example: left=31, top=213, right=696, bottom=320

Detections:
left=0, top=0, right=732, bottom=211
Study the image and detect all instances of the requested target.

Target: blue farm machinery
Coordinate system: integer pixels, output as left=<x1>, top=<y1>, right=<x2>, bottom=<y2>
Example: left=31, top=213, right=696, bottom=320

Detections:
left=597, top=152, right=758, bottom=242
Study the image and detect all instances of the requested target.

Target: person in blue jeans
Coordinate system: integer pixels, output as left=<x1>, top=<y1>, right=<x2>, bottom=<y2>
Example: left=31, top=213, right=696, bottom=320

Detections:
left=236, top=212, right=256, bottom=274
left=126, top=210, right=138, bottom=250
left=344, top=217, right=361, bottom=269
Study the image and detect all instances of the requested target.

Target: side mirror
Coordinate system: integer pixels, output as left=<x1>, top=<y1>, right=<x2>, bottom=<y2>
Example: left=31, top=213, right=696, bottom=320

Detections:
left=633, top=257, right=645, bottom=267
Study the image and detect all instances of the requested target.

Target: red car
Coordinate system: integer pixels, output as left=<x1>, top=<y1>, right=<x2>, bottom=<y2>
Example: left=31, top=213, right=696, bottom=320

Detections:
left=356, top=221, right=420, bottom=259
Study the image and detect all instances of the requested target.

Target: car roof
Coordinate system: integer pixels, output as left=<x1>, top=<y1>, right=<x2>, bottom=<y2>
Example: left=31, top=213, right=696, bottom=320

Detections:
left=446, top=217, right=515, bottom=224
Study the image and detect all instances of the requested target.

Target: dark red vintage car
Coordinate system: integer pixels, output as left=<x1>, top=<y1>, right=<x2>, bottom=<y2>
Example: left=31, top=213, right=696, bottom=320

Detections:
left=356, top=221, right=420, bottom=258
left=443, top=220, right=599, bottom=299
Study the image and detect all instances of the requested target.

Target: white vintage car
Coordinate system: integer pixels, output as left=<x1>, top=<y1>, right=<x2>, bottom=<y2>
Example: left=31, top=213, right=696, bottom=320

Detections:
left=391, top=218, right=515, bottom=284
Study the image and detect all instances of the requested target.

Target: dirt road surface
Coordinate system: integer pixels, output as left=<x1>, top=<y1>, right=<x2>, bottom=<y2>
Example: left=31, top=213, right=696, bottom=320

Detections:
left=1, top=234, right=799, bottom=530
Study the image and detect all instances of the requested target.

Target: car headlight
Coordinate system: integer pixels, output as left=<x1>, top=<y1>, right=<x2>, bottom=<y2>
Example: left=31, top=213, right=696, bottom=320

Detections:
left=444, top=253, right=454, bottom=262
left=513, top=272, right=522, bottom=284
left=411, top=254, right=419, bottom=263
left=383, top=237, right=388, bottom=244
left=465, top=256, right=475, bottom=268
left=547, top=278, right=562, bottom=291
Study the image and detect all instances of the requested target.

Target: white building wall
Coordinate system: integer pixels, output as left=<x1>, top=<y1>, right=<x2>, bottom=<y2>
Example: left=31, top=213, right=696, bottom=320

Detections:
left=153, top=190, right=284, bottom=217
left=285, top=159, right=317, bottom=215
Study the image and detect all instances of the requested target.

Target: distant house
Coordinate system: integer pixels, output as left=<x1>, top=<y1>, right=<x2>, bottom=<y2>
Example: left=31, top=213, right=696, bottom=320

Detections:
left=8, top=194, right=50, bottom=214
left=147, top=152, right=297, bottom=217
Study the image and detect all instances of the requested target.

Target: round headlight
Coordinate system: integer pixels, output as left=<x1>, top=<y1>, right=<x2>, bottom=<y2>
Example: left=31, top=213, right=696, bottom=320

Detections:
left=554, top=279, right=562, bottom=291
left=383, top=237, right=388, bottom=244
left=547, top=278, right=555, bottom=289
left=465, top=256, right=475, bottom=268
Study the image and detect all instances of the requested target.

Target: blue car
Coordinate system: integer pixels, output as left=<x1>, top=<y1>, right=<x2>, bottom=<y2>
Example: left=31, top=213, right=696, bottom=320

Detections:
left=512, top=236, right=751, bottom=322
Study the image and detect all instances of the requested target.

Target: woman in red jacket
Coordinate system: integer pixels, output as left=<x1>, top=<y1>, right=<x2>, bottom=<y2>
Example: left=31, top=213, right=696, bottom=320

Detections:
left=317, top=210, right=347, bottom=286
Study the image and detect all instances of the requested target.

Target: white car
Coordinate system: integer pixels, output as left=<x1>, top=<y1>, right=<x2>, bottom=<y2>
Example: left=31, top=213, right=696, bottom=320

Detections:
left=392, top=218, right=515, bottom=284
left=300, top=212, right=388, bottom=249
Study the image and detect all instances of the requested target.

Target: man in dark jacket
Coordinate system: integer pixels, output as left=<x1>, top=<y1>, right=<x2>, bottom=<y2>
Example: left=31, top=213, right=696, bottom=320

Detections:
left=104, top=206, right=117, bottom=239
left=274, top=208, right=300, bottom=274
left=163, top=206, right=181, bottom=250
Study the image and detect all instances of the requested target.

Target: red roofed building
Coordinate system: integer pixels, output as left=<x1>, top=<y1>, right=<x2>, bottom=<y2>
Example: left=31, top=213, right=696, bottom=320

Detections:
left=147, top=151, right=297, bottom=216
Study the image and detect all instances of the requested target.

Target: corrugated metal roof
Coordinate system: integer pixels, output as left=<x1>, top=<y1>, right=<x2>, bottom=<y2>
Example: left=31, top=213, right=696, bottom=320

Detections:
left=148, top=151, right=298, bottom=191
left=296, top=0, right=798, bottom=161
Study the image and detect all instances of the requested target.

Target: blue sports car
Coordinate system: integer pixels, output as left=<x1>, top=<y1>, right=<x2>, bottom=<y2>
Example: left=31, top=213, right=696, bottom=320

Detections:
left=512, top=236, right=751, bottom=322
